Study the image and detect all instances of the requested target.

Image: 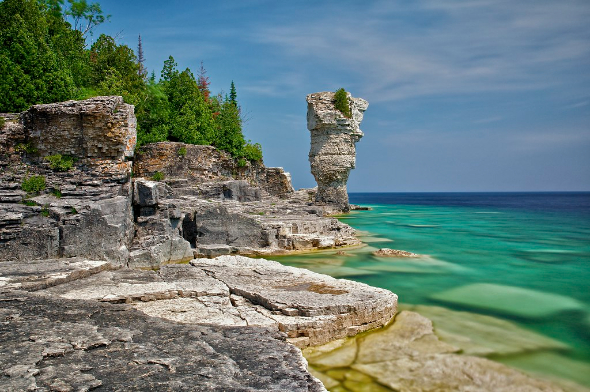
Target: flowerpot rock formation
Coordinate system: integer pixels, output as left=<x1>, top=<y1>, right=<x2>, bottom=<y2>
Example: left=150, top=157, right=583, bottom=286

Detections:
left=307, top=91, right=368, bottom=212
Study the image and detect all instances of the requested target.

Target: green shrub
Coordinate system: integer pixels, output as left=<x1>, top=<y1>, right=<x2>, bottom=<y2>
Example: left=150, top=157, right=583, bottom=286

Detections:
left=178, top=146, right=187, bottom=157
left=21, top=175, right=46, bottom=194
left=40, top=205, right=50, bottom=217
left=0, top=117, right=5, bottom=128
left=70, top=207, right=78, bottom=214
left=334, top=88, right=352, bottom=118
left=51, top=188, right=62, bottom=198
left=21, top=199, right=37, bottom=206
left=15, top=143, right=38, bottom=155
left=151, top=171, right=165, bottom=181
left=45, top=154, right=75, bottom=171
left=237, top=158, right=247, bottom=167
left=242, top=141, right=263, bottom=162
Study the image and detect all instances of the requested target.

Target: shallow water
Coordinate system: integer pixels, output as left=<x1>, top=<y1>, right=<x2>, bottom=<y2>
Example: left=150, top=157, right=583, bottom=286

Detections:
left=274, top=192, right=590, bottom=387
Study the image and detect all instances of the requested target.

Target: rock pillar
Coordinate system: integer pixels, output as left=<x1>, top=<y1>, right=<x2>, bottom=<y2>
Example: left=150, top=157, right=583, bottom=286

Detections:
left=306, top=91, right=368, bottom=211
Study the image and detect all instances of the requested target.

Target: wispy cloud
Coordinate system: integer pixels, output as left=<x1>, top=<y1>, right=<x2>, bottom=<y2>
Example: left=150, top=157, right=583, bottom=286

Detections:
left=473, top=116, right=503, bottom=124
left=246, top=0, right=590, bottom=102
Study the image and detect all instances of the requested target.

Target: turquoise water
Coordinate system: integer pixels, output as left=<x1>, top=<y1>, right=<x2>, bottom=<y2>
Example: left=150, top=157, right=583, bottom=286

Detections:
left=274, top=192, right=590, bottom=386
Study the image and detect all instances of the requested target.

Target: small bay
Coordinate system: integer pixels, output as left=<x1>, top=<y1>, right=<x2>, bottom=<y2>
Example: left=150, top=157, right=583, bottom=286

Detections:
left=274, top=192, right=590, bottom=388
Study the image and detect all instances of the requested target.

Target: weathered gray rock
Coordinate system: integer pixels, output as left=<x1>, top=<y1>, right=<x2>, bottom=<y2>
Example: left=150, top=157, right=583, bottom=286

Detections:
left=0, top=96, right=136, bottom=264
left=133, top=141, right=294, bottom=199
left=307, top=91, right=368, bottom=211
left=0, top=290, right=326, bottom=391
left=28, top=256, right=397, bottom=349
left=191, top=255, right=397, bottom=347
left=22, top=96, right=136, bottom=164
left=0, top=258, right=114, bottom=291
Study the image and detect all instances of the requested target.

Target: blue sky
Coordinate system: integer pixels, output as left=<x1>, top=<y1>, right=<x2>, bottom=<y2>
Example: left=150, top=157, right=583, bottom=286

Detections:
left=93, top=0, right=590, bottom=191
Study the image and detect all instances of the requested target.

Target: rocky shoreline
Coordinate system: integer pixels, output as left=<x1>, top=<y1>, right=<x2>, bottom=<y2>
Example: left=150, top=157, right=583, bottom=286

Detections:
left=1, top=95, right=585, bottom=391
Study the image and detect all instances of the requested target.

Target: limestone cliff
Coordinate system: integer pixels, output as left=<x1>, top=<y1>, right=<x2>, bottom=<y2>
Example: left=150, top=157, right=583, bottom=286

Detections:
left=307, top=91, right=368, bottom=212
left=0, top=97, right=136, bottom=263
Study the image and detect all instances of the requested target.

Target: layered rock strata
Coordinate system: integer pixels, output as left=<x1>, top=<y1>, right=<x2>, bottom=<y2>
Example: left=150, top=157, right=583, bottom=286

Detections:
left=0, top=96, right=135, bottom=264
left=307, top=91, right=368, bottom=211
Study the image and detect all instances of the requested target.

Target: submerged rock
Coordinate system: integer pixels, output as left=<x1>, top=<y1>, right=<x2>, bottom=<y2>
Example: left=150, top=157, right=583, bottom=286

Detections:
left=307, top=91, right=368, bottom=212
left=400, top=304, right=568, bottom=356
left=372, top=248, right=419, bottom=257
left=431, top=283, right=585, bottom=318
left=306, top=310, right=574, bottom=392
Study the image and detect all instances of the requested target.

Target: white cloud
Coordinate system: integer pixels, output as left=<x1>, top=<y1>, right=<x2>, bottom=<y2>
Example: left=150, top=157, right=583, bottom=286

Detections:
left=246, top=0, right=590, bottom=102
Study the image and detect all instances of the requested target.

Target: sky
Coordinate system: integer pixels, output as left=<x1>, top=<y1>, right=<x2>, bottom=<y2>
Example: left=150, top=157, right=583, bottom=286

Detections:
left=92, top=0, right=590, bottom=192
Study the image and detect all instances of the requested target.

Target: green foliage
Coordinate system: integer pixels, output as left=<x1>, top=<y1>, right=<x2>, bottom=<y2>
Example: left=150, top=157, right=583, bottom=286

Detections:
left=136, top=81, right=170, bottom=146
left=0, top=117, right=4, bottom=128
left=21, top=175, right=46, bottom=194
left=177, top=146, right=187, bottom=157
left=51, top=188, right=62, bottom=198
left=45, top=154, right=74, bottom=171
left=21, top=199, right=37, bottom=206
left=151, top=171, right=164, bottom=181
left=212, top=95, right=244, bottom=157
left=89, top=34, right=145, bottom=105
left=70, top=206, right=78, bottom=214
left=0, top=0, right=263, bottom=162
left=40, top=205, right=50, bottom=217
left=242, top=141, right=263, bottom=162
left=15, top=142, right=38, bottom=155
left=0, top=0, right=79, bottom=112
left=334, top=88, right=352, bottom=118
left=237, top=158, right=247, bottom=167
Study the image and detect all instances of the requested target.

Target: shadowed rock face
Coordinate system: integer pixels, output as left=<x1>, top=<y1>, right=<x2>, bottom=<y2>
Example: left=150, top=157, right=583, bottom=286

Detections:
left=307, top=91, right=368, bottom=212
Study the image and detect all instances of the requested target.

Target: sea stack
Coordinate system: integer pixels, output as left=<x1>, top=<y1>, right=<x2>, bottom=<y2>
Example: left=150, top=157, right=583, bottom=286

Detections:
left=307, top=91, right=368, bottom=211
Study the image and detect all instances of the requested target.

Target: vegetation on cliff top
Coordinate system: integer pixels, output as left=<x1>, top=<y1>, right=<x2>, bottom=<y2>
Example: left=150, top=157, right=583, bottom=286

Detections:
left=0, top=0, right=262, bottom=162
left=334, top=88, right=352, bottom=118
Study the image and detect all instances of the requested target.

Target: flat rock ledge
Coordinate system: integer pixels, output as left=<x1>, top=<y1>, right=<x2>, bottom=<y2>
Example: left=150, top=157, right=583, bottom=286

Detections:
left=0, top=290, right=325, bottom=392
left=0, top=256, right=397, bottom=390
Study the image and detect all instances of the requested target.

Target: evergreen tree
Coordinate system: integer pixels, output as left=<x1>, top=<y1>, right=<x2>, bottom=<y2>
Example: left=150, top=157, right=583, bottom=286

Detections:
left=137, top=34, right=146, bottom=77
left=213, top=95, right=244, bottom=157
left=0, top=0, right=76, bottom=112
left=229, top=81, right=237, bottom=107
left=88, top=34, right=145, bottom=104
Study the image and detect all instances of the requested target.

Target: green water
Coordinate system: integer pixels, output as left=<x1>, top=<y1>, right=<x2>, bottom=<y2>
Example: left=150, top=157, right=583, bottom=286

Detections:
left=273, top=199, right=590, bottom=387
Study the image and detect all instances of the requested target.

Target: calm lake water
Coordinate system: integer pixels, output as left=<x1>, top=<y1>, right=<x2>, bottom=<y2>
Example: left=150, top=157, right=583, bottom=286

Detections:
left=274, top=192, right=590, bottom=387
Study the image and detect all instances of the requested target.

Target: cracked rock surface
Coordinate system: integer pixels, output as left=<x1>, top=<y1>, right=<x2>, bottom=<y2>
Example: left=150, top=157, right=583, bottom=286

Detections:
left=34, top=256, right=397, bottom=348
left=0, top=290, right=325, bottom=392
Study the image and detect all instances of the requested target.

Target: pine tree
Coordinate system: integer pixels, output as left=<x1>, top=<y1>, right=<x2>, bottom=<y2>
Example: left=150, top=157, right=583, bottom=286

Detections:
left=137, top=34, right=146, bottom=77
left=229, top=81, right=237, bottom=107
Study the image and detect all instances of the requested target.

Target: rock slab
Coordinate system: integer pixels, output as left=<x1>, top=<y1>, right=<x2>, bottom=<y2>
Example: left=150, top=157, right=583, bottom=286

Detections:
left=0, top=290, right=325, bottom=392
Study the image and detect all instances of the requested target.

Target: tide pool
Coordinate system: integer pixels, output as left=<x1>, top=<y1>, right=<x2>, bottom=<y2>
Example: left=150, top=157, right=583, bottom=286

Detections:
left=273, top=192, right=590, bottom=387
